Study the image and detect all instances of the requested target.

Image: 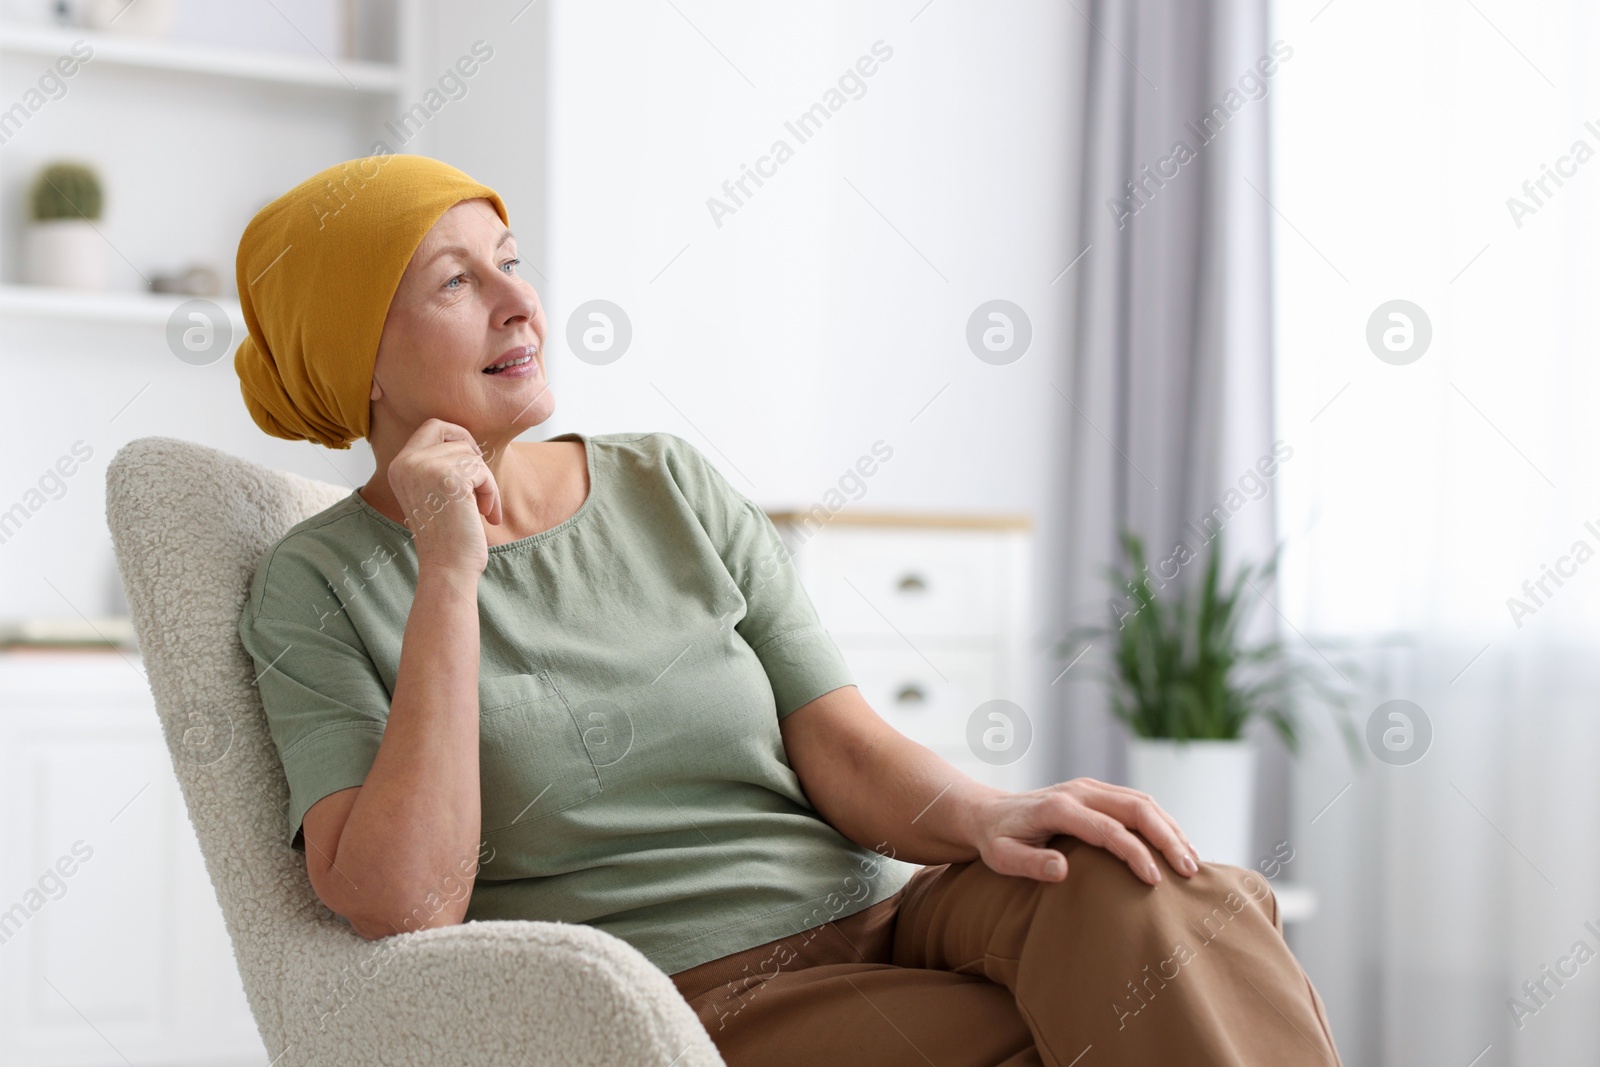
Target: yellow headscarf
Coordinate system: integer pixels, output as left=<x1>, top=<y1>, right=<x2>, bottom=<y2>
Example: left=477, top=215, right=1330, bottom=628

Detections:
left=233, top=153, right=509, bottom=449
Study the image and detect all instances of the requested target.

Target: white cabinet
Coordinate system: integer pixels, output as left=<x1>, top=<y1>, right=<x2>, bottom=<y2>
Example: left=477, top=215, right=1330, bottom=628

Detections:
left=0, top=651, right=267, bottom=1067
left=767, top=512, right=1044, bottom=795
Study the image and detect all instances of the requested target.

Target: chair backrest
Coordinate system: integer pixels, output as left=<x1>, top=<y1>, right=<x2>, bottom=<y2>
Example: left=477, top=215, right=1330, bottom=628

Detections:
left=105, top=437, right=353, bottom=1044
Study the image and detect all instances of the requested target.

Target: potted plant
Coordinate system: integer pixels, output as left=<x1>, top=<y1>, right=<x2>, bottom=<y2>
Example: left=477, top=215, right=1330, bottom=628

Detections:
left=27, top=160, right=107, bottom=290
left=1054, top=529, right=1361, bottom=867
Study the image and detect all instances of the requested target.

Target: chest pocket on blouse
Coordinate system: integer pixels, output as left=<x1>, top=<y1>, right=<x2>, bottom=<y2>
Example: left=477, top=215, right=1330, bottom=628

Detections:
left=478, top=670, right=602, bottom=834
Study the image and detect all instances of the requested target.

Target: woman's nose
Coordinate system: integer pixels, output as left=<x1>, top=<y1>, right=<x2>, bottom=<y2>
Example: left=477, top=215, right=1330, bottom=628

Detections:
left=494, top=272, right=541, bottom=328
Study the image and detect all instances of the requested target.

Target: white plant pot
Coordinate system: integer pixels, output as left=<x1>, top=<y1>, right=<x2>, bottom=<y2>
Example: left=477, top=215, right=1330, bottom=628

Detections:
left=1126, top=738, right=1256, bottom=869
left=83, top=0, right=175, bottom=37
left=25, top=219, right=108, bottom=289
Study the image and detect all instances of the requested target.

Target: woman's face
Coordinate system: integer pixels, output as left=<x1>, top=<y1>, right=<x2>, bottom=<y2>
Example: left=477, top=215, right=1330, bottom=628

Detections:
left=368, top=198, right=550, bottom=449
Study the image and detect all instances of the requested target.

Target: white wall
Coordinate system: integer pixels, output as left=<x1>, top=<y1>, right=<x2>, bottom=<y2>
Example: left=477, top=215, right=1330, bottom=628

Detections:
left=536, top=1, right=1082, bottom=515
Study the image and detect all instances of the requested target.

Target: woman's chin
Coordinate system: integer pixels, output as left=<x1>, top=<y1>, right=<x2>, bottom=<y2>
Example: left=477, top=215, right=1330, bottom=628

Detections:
left=506, top=387, right=555, bottom=431
left=480, top=371, right=551, bottom=423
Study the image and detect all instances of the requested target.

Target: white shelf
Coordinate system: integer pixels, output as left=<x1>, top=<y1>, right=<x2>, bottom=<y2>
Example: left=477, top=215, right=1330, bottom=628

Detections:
left=0, top=283, right=244, bottom=327
left=0, top=22, right=401, bottom=95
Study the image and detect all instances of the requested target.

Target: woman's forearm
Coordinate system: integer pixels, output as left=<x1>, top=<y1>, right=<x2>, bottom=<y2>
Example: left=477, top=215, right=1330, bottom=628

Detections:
left=817, top=713, right=1202, bottom=888
left=837, top=732, right=1006, bottom=867
left=329, top=564, right=484, bottom=934
left=784, top=686, right=1009, bottom=868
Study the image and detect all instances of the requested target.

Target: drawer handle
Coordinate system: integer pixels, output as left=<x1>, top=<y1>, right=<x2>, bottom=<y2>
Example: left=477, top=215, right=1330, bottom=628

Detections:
left=895, top=684, right=927, bottom=705
left=896, top=572, right=928, bottom=593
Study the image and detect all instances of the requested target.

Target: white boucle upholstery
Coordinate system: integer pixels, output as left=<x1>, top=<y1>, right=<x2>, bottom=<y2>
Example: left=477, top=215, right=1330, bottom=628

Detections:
left=105, top=436, right=724, bottom=1067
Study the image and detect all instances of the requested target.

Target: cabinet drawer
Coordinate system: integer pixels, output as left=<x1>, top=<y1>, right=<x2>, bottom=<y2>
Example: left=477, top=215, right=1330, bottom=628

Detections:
left=846, top=645, right=1003, bottom=752
left=805, top=530, right=1004, bottom=640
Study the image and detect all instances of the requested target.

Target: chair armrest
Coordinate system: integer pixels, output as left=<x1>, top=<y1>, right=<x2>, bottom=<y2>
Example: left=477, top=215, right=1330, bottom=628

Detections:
left=276, top=919, right=723, bottom=1067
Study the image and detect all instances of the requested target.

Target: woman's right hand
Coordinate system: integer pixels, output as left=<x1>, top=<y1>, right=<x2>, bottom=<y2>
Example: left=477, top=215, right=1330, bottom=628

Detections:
left=386, top=418, right=501, bottom=576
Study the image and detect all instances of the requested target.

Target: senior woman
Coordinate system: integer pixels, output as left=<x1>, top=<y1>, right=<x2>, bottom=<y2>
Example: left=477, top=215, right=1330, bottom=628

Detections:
left=233, top=154, right=1342, bottom=1066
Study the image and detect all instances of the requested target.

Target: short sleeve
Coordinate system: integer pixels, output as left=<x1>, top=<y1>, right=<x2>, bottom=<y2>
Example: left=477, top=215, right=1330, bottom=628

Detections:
left=238, top=545, right=392, bottom=850
left=662, top=434, right=854, bottom=717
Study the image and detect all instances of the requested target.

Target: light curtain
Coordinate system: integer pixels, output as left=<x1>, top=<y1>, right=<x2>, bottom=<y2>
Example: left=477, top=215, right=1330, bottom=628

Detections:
left=1270, top=0, right=1600, bottom=1062
left=1058, top=0, right=1287, bottom=865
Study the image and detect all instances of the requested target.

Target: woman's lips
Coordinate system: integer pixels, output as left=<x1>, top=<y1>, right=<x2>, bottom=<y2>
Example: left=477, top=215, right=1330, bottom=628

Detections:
left=484, top=355, right=540, bottom=379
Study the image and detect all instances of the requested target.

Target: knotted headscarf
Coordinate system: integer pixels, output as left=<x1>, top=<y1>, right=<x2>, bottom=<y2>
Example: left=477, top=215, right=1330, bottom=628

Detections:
left=233, top=153, right=509, bottom=449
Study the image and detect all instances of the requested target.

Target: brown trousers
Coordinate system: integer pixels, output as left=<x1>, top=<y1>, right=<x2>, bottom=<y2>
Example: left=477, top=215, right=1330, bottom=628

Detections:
left=669, top=833, right=1343, bottom=1067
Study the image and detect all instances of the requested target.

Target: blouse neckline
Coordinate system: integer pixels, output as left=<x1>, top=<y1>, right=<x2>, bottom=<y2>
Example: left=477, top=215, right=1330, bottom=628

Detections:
left=349, top=430, right=596, bottom=553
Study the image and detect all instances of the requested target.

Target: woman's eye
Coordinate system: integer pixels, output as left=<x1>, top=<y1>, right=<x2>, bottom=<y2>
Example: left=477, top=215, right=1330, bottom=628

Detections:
left=445, top=257, right=521, bottom=290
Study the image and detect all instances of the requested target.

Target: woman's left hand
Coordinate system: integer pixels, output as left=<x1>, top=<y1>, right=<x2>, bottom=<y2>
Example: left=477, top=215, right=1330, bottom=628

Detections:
left=969, top=778, right=1201, bottom=886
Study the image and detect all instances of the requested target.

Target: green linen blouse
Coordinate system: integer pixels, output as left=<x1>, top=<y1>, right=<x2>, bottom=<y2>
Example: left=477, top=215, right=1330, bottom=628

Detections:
left=237, top=430, right=918, bottom=975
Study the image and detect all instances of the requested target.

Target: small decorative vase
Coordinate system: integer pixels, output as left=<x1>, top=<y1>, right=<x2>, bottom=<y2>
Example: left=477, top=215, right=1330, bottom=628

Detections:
left=26, top=219, right=108, bottom=289
left=1125, top=737, right=1257, bottom=868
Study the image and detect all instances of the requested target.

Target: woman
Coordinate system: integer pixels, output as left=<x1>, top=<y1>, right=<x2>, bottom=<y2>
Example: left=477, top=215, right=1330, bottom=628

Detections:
left=234, top=154, right=1343, bottom=1066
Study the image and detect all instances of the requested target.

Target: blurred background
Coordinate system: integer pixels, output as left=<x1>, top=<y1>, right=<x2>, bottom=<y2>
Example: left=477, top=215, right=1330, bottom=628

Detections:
left=0, top=1, right=1595, bottom=1064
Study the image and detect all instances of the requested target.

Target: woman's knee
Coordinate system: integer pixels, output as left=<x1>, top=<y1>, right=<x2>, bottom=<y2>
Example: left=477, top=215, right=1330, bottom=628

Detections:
left=1205, top=861, right=1279, bottom=916
left=1179, top=861, right=1281, bottom=939
left=1039, top=836, right=1281, bottom=935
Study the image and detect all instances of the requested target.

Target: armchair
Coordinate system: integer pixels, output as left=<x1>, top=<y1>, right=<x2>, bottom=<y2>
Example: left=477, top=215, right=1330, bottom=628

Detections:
left=105, top=437, right=722, bottom=1067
